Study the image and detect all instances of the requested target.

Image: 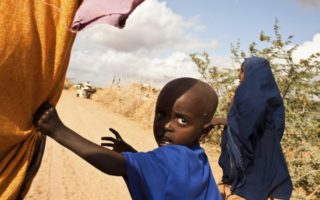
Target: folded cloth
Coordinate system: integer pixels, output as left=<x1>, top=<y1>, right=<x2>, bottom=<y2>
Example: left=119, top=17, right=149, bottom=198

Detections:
left=0, top=1, right=80, bottom=199
left=71, top=0, right=145, bottom=31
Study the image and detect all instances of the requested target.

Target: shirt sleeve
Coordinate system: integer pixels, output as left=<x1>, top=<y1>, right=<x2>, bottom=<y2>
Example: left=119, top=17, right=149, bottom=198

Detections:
left=123, top=149, right=168, bottom=200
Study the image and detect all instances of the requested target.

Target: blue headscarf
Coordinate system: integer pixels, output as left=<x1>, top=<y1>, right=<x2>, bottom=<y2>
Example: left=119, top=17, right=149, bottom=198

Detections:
left=233, top=57, right=285, bottom=140
left=219, top=57, right=292, bottom=199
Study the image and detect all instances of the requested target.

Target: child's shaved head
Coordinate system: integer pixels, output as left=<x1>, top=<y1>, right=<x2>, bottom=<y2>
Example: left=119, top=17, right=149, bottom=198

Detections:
left=158, top=77, right=218, bottom=123
left=154, top=77, right=218, bottom=147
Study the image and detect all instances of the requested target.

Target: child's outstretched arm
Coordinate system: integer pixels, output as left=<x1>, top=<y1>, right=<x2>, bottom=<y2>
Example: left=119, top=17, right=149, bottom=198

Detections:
left=101, top=128, right=137, bottom=153
left=33, top=103, right=126, bottom=176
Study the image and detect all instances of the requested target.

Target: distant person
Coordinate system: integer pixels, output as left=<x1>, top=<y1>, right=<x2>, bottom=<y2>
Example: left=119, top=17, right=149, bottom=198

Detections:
left=212, top=57, right=292, bottom=200
left=33, top=77, right=222, bottom=200
left=83, top=81, right=91, bottom=89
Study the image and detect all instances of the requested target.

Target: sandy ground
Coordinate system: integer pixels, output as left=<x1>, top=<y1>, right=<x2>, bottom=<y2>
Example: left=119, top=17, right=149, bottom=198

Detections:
left=25, top=90, right=222, bottom=200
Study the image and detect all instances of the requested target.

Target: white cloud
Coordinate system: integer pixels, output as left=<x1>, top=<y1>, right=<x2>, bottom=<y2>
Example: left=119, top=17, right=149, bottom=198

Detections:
left=137, top=52, right=200, bottom=80
left=293, top=33, right=320, bottom=62
left=73, top=0, right=218, bottom=53
left=67, top=49, right=200, bottom=87
left=68, top=0, right=220, bottom=87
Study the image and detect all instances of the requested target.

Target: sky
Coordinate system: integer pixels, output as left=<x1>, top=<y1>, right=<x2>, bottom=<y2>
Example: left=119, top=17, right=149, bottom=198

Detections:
left=66, top=0, right=320, bottom=87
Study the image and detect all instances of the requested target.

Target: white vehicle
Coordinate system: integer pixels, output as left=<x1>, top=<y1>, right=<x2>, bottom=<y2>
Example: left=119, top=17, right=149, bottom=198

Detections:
left=76, top=82, right=96, bottom=99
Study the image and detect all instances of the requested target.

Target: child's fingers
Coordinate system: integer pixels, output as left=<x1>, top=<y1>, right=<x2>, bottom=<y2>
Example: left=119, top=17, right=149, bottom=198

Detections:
left=41, top=113, right=49, bottom=121
left=33, top=102, right=54, bottom=126
left=48, top=107, right=55, bottom=113
left=33, top=109, right=44, bottom=126
left=38, top=109, right=53, bottom=124
left=109, top=128, right=121, bottom=140
left=101, top=136, right=116, bottom=142
left=101, top=143, right=114, bottom=147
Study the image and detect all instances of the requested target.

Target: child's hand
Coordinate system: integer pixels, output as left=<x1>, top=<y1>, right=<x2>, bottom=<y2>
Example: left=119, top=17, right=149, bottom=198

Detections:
left=33, top=102, right=64, bottom=138
left=211, top=117, right=227, bottom=126
left=101, top=128, right=137, bottom=153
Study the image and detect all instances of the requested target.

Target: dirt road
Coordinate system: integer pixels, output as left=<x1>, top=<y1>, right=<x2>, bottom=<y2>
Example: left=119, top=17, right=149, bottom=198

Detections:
left=25, top=90, right=221, bottom=200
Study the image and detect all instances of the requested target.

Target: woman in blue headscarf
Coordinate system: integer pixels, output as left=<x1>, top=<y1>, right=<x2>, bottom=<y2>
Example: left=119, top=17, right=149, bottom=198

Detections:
left=213, top=57, right=292, bottom=200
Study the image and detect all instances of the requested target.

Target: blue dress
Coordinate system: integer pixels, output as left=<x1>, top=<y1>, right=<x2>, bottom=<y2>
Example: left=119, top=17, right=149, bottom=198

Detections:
left=123, top=144, right=222, bottom=200
left=219, top=57, right=292, bottom=200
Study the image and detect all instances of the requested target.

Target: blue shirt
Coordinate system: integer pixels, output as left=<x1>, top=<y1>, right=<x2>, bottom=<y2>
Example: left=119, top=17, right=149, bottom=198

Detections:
left=123, top=144, right=222, bottom=200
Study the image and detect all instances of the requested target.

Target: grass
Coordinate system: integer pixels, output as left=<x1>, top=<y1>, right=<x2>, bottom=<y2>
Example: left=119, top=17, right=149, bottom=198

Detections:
left=92, top=83, right=159, bottom=128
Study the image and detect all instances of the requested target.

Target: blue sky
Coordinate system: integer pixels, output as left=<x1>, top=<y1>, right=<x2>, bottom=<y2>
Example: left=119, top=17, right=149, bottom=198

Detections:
left=67, top=0, right=320, bottom=87
left=163, top=0, right=320, bottom=54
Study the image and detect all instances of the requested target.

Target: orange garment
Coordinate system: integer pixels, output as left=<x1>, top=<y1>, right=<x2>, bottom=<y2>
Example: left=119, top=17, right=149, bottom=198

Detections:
left=0, top=1, right=81, bottom=199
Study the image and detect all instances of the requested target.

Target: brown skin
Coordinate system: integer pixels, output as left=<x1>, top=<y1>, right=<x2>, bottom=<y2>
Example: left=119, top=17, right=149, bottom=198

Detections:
left=239, top=62, right=245, bottom=82
left=35, top=105, right=126, bottom=176
left=101, top=128, right=137, bottom=153
left=211, top=117, right=227, bottom=126
left=153, top=78, right=218, bottom=147
left=34, top=78, right=218, bottom=177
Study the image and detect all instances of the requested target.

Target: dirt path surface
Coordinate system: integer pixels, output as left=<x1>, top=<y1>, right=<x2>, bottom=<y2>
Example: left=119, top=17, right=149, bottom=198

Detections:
left=25, top=90, right=222, bottom=200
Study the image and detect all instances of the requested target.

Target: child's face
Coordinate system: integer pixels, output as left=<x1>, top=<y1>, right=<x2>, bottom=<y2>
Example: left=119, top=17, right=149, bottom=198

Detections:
left=153, top=86, right=208, bottom=147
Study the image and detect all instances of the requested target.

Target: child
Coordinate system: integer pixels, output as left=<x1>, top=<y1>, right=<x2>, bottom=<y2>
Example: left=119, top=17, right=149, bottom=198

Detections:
left=212, top=57, right=292, bottom=200
left=34, top=77, right=222, bottom=200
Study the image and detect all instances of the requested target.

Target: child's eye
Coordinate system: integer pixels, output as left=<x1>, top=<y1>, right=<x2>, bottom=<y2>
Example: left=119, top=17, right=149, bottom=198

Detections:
left=177, top=117, right=188, bottom=126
